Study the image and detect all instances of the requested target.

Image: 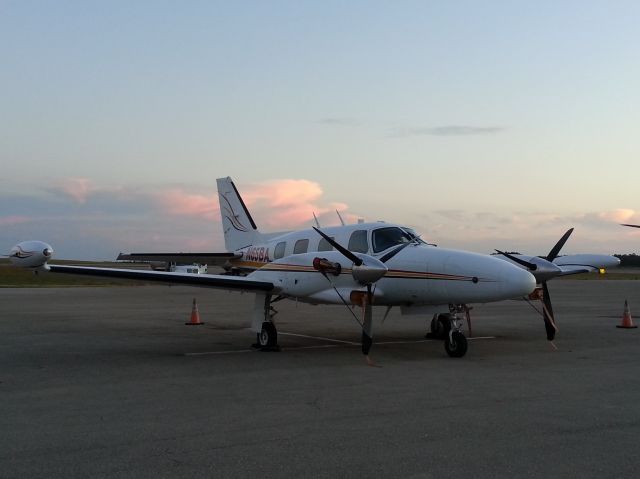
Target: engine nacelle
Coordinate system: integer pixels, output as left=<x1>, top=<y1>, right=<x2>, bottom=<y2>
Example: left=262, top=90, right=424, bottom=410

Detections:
left=9, top=241, right=54, bottom=269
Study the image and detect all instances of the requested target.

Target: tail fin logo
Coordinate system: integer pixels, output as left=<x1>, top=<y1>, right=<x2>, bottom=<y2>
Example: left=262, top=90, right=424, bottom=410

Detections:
left=220, top=193, right=250, bottom=232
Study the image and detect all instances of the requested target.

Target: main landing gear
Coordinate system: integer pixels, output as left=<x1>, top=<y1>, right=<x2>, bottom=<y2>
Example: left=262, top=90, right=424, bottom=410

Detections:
left=257, top=321, right=278, bottom=350
left=252, top=293, right=281, bottom=351
left=426, top=306, right=468, bottom=358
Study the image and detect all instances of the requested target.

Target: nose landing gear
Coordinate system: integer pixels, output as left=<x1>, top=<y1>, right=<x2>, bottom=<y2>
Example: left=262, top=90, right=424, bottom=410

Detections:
left=445, top=330, right=468, bottom=357
left=426, top=305, right=469, bottom=358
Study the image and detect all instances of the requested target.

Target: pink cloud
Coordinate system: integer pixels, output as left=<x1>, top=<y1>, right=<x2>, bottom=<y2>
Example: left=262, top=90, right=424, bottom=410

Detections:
left=157, top=189, right=219, bottom=219
left=597, top=208, right=637, bottom=224
left=241, top=179, right=352, bottom=229
left=243, top=179, right=323, bottom=207
left=54, top=177, right=94, bottom=203
left=0, top=215, right=31, bottom=226
left=154, top=179, right=356, bottom=230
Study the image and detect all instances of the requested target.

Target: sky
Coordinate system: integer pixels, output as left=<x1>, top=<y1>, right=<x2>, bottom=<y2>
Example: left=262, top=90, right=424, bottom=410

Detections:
left=2, top=1, right=640, bottom=259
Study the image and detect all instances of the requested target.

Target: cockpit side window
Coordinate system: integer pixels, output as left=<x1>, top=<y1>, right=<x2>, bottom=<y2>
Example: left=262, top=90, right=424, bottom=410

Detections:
left=372, top=227, right=413, bottom=253
left=348, top=230, right=369, bottom=253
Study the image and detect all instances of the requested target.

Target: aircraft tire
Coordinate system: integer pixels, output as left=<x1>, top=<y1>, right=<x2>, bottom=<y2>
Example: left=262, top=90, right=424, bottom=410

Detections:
left=259, top=322, right=278, bottom=350
left=428, top=314, right=452, bottom=339
left=445, top=331, right=467, bottom=358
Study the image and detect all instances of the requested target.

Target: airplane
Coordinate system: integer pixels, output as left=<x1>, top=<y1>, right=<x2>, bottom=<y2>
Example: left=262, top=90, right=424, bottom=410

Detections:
left=492, top=228, right=620, bottom=341
left=8, top=177, right=537, bottom=361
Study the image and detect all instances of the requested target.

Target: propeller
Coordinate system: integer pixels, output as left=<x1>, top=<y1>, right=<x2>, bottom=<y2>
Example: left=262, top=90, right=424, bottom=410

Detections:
left=621, top=224, right=640, bottom=228
left=361, top=284, right=374, bottom=359
left=546, top=227, right=573, bottom=262
left=537, top=228, right=575, bottom=340
left=313, top=227, right=362, bottom=266
left=494, top=249, right=538, bottom=270
left=313, top=227, right=409, bottom=361
left=541, top=282, right=557, bottom=341
left=496, top=228, right=575, bottom=341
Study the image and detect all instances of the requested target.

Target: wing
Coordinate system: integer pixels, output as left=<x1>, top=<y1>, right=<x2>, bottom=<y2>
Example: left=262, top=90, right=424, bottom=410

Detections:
left=556, top=265, right=593, bottom=276
left=48, top=265, right=274, bottom=292
left=553, top=254, right=620, bottom=276
left=116, top=252, right=240, bottom=266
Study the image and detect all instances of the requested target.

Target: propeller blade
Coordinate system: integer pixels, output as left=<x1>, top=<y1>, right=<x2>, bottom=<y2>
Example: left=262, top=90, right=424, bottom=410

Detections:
left=541, top=281, right=558, bottom=340
left=312, top=227, right=363, bottom=266
left=379, top=241, right=412, bottom=263
left=621, top=224, right=640, bottom=228
left=546, top=228, right=574, bottom=262
left=495, top=250, right=538, bottom=271
left=361, top=284, right=374, bottom=355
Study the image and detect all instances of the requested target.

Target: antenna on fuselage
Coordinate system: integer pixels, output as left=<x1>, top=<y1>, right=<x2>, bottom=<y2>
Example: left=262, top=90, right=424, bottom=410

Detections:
left=313, top=212, right=321, bottom=228
left=336, top=210, right=345, bottom=226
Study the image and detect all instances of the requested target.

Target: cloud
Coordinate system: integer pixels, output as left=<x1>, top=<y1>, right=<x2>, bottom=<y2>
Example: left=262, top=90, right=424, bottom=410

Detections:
left=6, top=176, right=640, bottom=259
left=318, top=117, right=359, bottom=126
left=52, top=177, right=94, bottom=203
left=435, top=209, right=467, bottom=221
left=241, top=179, right=351, bottom=229
left=40, top=177, right=356, bottom=231
left=0, top=215, right=31, bottom=226
left=418, top=207, right=640, bottom=255
left=597, top=208, right=636, bottom=224
left=391, top=125, right=504, bottom=137
left=150, top=179, right=353, bottom=230
left=156, top=189, right=219, bottom=219
left=0, top=177, right=358, bottom=259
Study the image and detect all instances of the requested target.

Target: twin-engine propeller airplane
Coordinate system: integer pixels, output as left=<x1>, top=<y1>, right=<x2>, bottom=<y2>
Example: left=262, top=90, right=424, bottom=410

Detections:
left=493, top=228, right=620, bottom=342
left=9, top=177, right=537, bottom=361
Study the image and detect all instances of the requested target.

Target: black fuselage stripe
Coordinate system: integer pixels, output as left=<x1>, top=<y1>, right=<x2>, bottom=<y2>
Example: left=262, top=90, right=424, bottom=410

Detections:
left=259, top=267, right=487, bottom=282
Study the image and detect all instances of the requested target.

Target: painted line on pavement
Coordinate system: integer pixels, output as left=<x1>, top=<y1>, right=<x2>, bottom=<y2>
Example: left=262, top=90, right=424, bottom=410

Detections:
left=184, top=334, right=496, bottom=356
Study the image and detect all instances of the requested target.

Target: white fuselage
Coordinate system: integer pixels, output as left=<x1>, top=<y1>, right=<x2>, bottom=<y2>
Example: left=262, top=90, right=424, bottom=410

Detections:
left=233, top=222, right=536, bottom=307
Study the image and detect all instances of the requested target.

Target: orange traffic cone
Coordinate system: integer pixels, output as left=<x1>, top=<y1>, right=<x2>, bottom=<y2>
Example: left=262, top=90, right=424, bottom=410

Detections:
left=185, top=298, right=204, bottom=325
left=617, top=300, right=637, bottom=329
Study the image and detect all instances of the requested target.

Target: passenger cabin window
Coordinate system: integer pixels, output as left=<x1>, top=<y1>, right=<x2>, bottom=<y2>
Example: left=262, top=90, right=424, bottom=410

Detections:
left=372, top=227, right=413, bottom=253
left=274, top=242, right=286, bottom=259
left=318, top=237, right=334, bottom=251
left=348, top=230, right=369, bottom=253
left=293, top=239, right=309, bottom=254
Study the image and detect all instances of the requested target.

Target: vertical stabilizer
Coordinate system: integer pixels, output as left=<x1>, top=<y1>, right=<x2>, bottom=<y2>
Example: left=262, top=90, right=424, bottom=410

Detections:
left=216, top=177, right=263, bottom=251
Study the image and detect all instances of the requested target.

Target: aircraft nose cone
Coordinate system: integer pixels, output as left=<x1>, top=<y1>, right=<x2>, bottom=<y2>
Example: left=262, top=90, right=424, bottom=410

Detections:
left=501, top=262, right=537, bottom=298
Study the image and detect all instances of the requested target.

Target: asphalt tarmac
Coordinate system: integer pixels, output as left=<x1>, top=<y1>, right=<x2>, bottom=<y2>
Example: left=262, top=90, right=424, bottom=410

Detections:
left=1, top=280, right=639, bottom=478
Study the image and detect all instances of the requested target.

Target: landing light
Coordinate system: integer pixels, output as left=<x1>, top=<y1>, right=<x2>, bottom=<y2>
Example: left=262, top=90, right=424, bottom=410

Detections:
left=599, top=268, right=606, bottom=274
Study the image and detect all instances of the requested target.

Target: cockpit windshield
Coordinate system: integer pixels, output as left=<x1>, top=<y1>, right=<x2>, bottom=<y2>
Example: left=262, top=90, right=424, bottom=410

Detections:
left=402, top=228, right=426, bottom=244
left=372, top=227, right=415, bottom=253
